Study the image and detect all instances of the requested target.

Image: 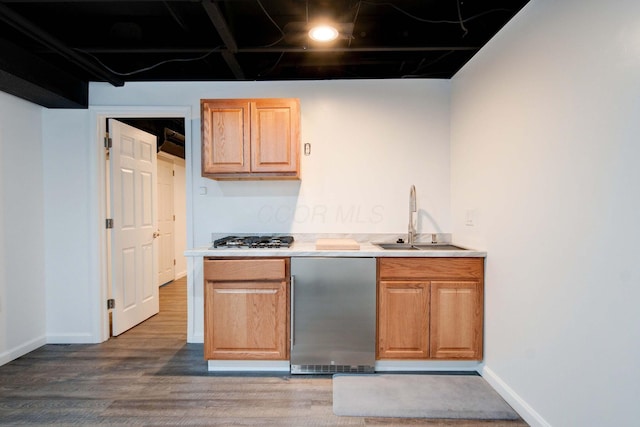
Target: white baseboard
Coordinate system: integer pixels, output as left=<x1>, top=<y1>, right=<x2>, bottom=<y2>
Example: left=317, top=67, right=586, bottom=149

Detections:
left=46, top=333, right=97, bottom=344
left=0, top=335, right=47, bottom=367
left=187, top=333, right=204, bottom=344
left=481, top=366, right=551, bottom=427
left=375, top=360, right=483, bottom=372
left=208, top=360, right=290, bottom=372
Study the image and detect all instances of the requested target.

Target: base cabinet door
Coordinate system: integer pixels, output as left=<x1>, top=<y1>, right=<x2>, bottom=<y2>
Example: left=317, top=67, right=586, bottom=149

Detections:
left=204, top=281, right=288, bottom=360
left=203, top=258, right=289, bottom=360
left=377, top=281, right=429, bottom=359
left=430, top=281, right=483, bottom=359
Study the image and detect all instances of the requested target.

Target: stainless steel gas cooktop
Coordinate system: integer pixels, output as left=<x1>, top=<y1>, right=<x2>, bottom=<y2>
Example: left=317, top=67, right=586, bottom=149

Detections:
left=212, top=235, right=294, bottom=249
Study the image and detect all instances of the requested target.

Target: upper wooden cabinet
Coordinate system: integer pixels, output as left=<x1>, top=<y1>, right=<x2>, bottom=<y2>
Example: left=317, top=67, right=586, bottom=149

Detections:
left=201, top=98, right=300, bottom=180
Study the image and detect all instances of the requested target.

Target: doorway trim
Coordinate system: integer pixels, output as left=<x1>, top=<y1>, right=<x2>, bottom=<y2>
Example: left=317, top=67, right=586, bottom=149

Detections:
left=91, top=106, right=192, bottom=342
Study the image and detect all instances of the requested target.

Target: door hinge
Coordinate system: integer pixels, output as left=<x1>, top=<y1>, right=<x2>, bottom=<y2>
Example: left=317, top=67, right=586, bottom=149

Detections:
left=173, top=259, right=176, bottom=266
left=107, top=299, right=115, bottom=309
left=104, top=133, right=112, bottom=149
left=106, top=218, right=114, bottom=229
left=173, top=214, right=176, bottom=221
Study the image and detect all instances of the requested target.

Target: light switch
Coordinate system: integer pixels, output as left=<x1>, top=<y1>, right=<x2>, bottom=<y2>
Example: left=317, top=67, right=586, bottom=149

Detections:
left=465, top=209, right=476, bottom=227
left=199, top=186, right=207, bottom=195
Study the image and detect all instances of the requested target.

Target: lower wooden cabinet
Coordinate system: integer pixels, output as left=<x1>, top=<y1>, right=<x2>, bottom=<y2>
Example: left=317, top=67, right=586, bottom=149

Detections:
left=204, top=258, right=289, bottom=360
left=377, top=258, right=484, bottom=360
left=202, top=256, right=482, bottom=361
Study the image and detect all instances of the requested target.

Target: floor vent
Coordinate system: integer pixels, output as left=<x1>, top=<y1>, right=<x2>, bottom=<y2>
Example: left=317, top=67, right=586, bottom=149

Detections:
left=291, top=364, right=374, bottom=374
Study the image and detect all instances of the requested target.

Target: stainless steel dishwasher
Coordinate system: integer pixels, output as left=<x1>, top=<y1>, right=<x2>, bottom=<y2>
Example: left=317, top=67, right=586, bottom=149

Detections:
left=290, top=257, right=376, bottom=374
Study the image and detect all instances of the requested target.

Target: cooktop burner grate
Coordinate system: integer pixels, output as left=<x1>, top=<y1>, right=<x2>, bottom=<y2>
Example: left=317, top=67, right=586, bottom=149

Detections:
left=213, top=235, right=294, bottom=249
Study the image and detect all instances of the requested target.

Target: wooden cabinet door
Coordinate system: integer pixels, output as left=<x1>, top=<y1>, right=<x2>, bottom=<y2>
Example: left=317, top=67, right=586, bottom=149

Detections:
left=430, top=280, right=483, bottom=359
left=201, top=99, right=250, bottom=175
left=377, top=280, right=429, bottom=359
left=204, top=279, right=288, bottom=360
left=250, top=99, right=299, bottom=175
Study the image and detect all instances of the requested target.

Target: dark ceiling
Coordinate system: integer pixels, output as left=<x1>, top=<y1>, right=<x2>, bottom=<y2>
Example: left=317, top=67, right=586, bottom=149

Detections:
left=0, top=0, right=529, bottom=108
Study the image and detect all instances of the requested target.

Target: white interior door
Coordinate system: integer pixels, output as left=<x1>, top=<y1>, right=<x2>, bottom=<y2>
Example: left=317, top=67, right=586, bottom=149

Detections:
left=108, top=119, right=159, bottom=336
left=157, top=156, right=175, bottom=285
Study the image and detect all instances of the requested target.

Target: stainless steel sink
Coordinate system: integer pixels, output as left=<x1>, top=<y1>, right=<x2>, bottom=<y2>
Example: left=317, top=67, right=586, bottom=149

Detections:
left=412, top=244, right=467, bottom=251
left=374, top=243, right=467, bottom=251
left=374, top=243, right=419, bottom=250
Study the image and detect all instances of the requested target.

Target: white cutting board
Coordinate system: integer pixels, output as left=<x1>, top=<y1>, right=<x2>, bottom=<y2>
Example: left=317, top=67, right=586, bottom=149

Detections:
left=315, top=238, right=360, bottom=250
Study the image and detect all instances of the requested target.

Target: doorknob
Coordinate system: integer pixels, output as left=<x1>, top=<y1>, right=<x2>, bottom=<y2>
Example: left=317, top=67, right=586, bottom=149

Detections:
left=153, top=231, right=160, bottom=238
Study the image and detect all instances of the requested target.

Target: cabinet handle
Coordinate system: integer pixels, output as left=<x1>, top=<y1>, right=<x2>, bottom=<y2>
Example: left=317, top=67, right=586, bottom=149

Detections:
left=290, top=275, right=295, bottom=348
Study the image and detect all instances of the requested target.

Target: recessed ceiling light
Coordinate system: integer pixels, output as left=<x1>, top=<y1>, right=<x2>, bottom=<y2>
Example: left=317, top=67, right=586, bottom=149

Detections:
left=308, top=24, right=339, bottom=42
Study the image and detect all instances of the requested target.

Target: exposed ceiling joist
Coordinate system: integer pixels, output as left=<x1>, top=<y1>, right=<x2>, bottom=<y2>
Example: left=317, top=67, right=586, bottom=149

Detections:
left=0, top=38, right=88, bottom=108
left=0, top=0, right=198, bottom=2
left=201, top=0, right=245, bottom=80
left=0, top=2, right=124, bottom=87
left=78, top=46, right=480, bottom=55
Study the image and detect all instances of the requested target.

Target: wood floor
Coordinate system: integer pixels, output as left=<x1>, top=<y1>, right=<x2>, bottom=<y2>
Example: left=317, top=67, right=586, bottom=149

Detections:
left=0, top=278, right=529, bottom=426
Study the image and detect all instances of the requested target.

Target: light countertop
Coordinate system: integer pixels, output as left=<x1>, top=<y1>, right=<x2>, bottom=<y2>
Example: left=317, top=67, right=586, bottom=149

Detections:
left=185, top=240, right=486, bottom=258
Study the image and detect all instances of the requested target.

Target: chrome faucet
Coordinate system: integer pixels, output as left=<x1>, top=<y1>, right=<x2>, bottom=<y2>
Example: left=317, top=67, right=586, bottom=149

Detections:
left=408, top=185, right=416, bottom=245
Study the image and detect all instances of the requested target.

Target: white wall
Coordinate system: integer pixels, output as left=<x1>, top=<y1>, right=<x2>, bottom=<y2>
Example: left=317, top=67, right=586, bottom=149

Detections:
left=90, top=79, right=452, bottom=248
left=451, top=0, right=640, bottom=425
left=0, top=91, right=46, bottom=364
left=42, top=109, right=96, bottom=343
